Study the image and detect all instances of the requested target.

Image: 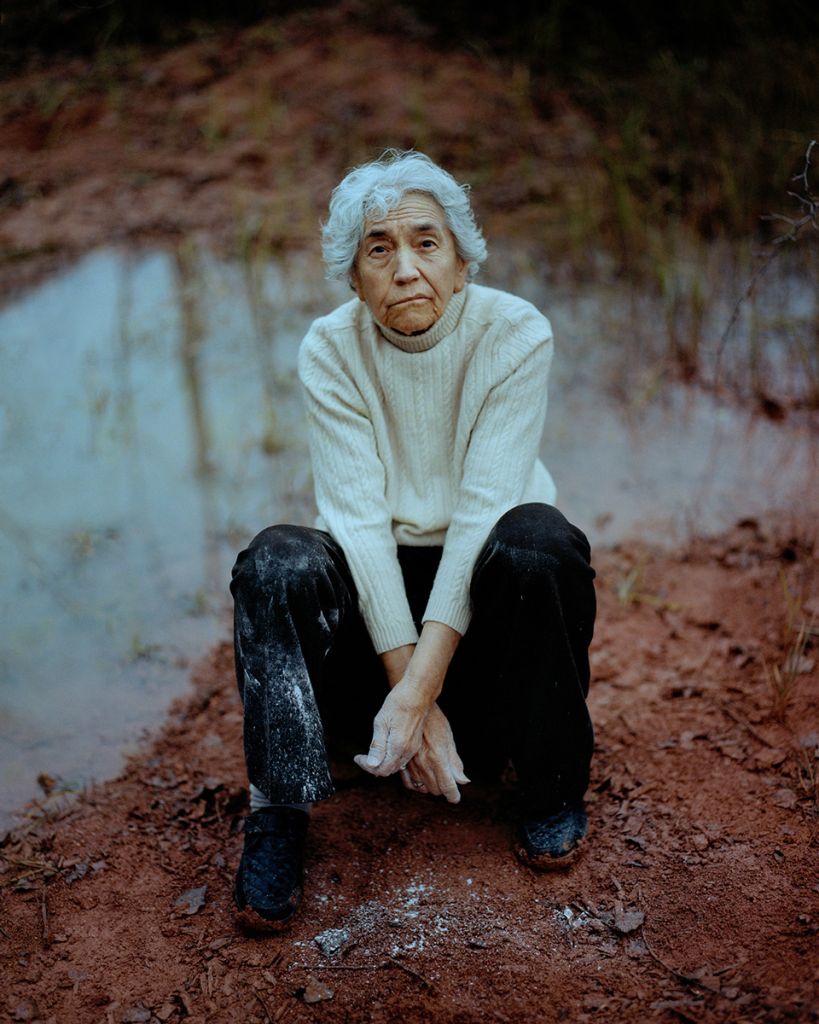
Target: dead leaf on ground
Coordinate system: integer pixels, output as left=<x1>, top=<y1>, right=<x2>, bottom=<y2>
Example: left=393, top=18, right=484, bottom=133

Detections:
left=303, top=976, right=334, bottom=1003
left=65, top=861, right=88, bottom=884
left=754, top=748, right=787, bottom=767
left=121, top=1006, right=152, bottom=1023
left=613, top=908, right=645, bottom=934
left=174, top=884, right=207, bottom=915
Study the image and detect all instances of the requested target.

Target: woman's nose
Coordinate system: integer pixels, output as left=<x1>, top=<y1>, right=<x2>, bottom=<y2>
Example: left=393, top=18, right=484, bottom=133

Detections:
left=393, top=246, right=420, bottom=282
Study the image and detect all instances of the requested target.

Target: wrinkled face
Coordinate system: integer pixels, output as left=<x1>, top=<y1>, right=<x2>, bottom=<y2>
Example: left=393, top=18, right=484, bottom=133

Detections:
left=352, top=193, right=468, bottom=335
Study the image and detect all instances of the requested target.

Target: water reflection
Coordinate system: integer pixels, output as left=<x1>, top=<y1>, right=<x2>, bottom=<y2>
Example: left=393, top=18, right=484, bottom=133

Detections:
left=0, top=245, right=816, bottom=826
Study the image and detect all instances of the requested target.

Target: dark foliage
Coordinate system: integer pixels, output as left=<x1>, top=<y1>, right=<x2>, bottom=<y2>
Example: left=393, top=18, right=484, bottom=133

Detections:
left=3, top=0, right=818, bottom=68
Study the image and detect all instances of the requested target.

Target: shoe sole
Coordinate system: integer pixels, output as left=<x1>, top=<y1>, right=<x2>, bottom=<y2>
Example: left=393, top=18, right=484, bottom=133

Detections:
left=235, top=902, right=298, bottom=933
left=515, top=842, right=583, bottom=872
left=233, top=877, right=303, bottom=934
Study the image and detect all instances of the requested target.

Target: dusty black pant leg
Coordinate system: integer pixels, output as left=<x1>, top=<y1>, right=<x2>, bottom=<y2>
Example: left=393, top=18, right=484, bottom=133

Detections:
left=442, top=503, right=596, bottom=815
left=231, top=506, right=595, bottom=814
left=230, top=524, right=381, bottom=804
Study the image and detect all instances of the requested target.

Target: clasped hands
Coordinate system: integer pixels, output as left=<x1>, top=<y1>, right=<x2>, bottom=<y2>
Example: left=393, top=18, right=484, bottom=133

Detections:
left=353, top=683, right=469, bottom=802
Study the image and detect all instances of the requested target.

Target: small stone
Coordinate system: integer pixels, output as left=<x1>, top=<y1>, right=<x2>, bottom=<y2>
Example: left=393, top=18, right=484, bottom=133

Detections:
left=692, top=834, right=709, bottom=851
left=313, top=927, right=350, bottom=957
left=155, top=1005, right=176, bottom=1022
left=303, top=976, right=334, bottom=1004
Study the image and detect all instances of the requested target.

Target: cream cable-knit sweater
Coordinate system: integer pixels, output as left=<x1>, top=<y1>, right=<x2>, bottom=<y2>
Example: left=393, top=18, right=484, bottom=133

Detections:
left=298, top=283, right=556, bottom=654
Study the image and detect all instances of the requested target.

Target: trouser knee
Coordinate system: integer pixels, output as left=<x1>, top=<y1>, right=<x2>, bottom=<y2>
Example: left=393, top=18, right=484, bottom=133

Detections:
left=474, top=503, right=594, bottom=588
left=230, top=524, right=340, bottom=611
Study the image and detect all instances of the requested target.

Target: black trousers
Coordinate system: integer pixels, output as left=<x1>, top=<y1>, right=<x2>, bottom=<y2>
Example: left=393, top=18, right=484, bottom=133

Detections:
left=230, top=503, right=596, bottom=816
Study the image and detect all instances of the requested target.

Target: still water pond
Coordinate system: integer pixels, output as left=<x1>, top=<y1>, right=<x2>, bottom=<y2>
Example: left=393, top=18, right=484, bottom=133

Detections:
left=1, top=246, right=817, bottom=826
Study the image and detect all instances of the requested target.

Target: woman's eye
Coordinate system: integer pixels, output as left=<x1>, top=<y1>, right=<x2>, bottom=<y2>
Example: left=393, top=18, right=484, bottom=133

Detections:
left=420, top=239, right=437, bottom=249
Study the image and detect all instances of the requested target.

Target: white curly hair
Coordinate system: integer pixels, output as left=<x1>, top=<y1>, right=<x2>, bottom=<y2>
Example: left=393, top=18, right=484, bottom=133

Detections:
left=321, top=150, right=488, bottom=284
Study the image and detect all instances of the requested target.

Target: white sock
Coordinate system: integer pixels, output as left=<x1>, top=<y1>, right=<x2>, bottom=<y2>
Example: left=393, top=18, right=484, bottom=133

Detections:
left=249, top=783, right=311, bottom=815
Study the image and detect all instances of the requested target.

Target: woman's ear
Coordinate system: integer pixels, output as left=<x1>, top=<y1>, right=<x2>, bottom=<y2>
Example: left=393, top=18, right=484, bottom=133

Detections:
left=453, top=256, right=468, bottom=293
left=350, top=265, right=364, bottom=299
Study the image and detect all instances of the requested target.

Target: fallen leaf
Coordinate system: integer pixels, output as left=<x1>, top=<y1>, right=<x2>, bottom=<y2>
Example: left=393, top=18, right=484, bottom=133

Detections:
left=687, top=966, right=721, bottom=993
left=175, top=885, right=207, bottom=915
left=121, top=1007, right=152, bottom=1023
left=754, top=748, right=787, bottom=767
left=303, top=976, right=334, bottom=1004
left=613, top=909, right=645, bottom=934
left=65, top=862, right=89, bottom=884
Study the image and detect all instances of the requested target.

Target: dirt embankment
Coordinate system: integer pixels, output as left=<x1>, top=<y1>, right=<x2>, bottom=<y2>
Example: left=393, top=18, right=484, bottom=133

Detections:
left=1, top=520, right=817, bottom=1024
left=0, top=8, right=607, bottom=302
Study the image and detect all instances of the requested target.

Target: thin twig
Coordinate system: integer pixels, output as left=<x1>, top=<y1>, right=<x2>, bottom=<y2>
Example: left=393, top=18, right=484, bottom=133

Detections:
left=715, top=138, right=817, bottom=376
left=253, top=989, right=273, bottom=1023
left=640, top=927, right=693, bottom=984
left=316, top=957, right=434, bottom=988
left=40, top=884, right=50, bottom=948
left=315, top=963, right=379, bottom=971
left=715, top=699, right=777, bottom=748
left=386, top=956, right=434, bottom=988
left=715, top=247, right=778, bottom=372
left=792, top=139, right=817, bottom=194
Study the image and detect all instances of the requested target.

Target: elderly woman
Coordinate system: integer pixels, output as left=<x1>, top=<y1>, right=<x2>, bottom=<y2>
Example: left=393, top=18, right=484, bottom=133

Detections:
left=230, top=151, right=596, bottom=929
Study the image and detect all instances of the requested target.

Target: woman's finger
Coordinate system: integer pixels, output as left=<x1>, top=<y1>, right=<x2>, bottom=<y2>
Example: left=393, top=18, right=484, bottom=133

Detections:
left=431, top=759, right=461, bottom=804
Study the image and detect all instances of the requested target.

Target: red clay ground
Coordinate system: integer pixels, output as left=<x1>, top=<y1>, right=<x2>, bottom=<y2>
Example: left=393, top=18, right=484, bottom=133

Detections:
left=2, top=520, right=817, bottom=1024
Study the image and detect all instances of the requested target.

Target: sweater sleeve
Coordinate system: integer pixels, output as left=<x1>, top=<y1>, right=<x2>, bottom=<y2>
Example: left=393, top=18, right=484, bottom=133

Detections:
left=298, top=329, right=420, bottom=654
left=422, top=318, right=553, bottom=635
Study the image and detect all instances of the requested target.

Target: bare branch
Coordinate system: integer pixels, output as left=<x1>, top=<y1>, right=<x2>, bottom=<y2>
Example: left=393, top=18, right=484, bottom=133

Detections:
left=715, top=139, right=818, bottom=374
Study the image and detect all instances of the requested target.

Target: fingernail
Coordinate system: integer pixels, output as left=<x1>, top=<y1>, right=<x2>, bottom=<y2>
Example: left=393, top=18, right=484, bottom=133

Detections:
left=367, top=754, right=379, bottom=766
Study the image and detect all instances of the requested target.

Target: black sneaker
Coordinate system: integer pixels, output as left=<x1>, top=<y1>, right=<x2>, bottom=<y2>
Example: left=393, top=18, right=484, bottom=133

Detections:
left=516, top=803, right=588, bottom=870
left=234, top=807, right=309, bottom=930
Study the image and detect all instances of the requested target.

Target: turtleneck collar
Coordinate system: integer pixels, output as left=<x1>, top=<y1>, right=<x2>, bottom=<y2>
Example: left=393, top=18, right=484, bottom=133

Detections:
left=373, top=286, right=468, bottom=353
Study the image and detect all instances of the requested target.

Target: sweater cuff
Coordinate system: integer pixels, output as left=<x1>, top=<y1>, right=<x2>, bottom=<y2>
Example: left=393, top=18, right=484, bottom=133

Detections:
left=365, top=615, right=421, bottom=656
left=421, top=593, right=472, bottom=639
